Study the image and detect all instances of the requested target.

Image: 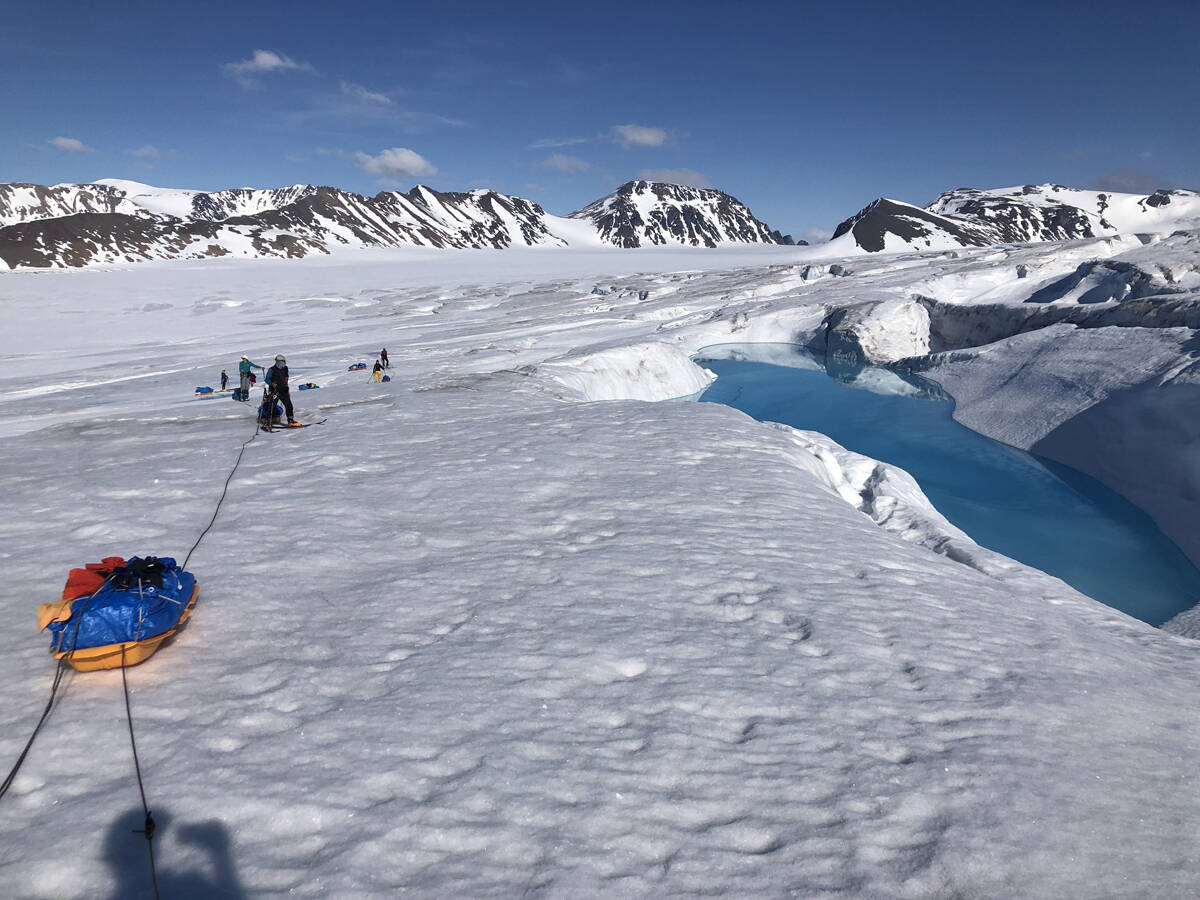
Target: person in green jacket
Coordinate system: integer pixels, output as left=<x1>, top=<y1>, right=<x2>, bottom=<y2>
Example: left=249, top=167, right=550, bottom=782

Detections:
left=238, top=355, right=264, bottom=399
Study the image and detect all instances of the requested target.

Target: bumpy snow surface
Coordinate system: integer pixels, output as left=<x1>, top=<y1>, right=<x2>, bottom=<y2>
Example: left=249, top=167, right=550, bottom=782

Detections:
left=2, top=244, right=1199, bottom=898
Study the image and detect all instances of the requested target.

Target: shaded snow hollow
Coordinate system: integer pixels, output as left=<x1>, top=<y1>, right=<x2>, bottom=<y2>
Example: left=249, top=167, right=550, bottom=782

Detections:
left=1, top=246, right=1198, bottom=898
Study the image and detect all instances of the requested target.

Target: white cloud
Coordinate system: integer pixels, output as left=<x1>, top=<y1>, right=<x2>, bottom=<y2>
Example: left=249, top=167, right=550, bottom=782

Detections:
left=803, top=227, right=833, bottom=243
left=340, top=81, right=393, bottom=105
left=130, top=145, right=161, bottom=159
left=540, top=153, right=590, bottom=173
left=613, top=124, right=668, bottom=148
left=224, top=49, right=315, bottom=86
left=1093, top=168, right=1165, bottom=194
left=355, top=147, right=438, bottom=178
left=50, top=136, right=93, bottom=153
left=530, top=136, right=589, bottom=149
left=637, top=168, right=710, bottom=188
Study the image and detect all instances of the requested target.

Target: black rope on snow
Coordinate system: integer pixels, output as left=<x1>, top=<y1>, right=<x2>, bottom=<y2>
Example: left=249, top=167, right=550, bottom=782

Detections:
left=183, top=419, right=262, bottom=569
left=0, top=658, right=70, bottom=801
left=1, top=415, right=260, bottom=802
left=122, top=645, right=160, bottom=900
left=0, top=589, right=99, bottom=801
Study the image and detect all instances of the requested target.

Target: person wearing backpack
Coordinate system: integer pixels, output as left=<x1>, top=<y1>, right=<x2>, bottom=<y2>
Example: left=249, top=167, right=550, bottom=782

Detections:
left=380, top=347, right=389, bottom=369
left=238, top=355, right=264, bottom=398
left=220, top=369, right=229, bottom=391
left=372, top=360, right=384, bottom=383
left=265, top=354, right=296, bottom=426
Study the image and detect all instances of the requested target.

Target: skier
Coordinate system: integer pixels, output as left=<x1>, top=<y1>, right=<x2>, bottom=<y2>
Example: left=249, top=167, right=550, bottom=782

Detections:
left=380, top=347, right=389, bottom=369
left=238, top=355, right=264, bottom=399
left=372, top=360, right=384, bottom=383
left=264, top=354, right=296, bottom=426
left=220, top=369, right=228, bottom=391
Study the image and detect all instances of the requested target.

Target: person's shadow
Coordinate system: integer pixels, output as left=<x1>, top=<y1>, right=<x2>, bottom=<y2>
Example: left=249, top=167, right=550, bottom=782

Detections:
left=104, top=807, right=247, bottom=899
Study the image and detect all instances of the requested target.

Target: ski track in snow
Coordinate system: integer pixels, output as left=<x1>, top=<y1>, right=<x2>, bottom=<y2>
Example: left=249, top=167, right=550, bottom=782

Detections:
left=1, top=246, right=1199, bottom=898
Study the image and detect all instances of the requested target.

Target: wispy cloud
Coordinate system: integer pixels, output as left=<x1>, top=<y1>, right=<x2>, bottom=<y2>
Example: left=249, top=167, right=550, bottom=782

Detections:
left=1092, top=168, right=1165, bottom=194
left=355, top=147, right=438, bottom=178
left=224, top=49, right=316, bottom=87
left=803, top=227, right=833, bottom=243
left=285, top=90, right=465, bottom=132
left=530, top=136, right=589, bottom=149
left=540, top=153, right=590, bottom=173
left=340, top=80, right=393, bottom=105
left=613, top=124, right=668, bottom=148
left=637, top=168, right=709, bottom=187
left=50, top=136, right=93, bottom=153
left=129, top=145, right=161, bottom=159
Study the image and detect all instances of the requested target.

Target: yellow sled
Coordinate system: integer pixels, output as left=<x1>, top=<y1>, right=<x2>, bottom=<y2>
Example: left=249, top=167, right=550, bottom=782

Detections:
left=54, top=583, right=200, bottom=672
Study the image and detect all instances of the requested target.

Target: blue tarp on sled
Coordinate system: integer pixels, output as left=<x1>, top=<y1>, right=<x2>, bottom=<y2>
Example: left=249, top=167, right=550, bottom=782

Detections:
left=44, top=556, right=197, bottom=654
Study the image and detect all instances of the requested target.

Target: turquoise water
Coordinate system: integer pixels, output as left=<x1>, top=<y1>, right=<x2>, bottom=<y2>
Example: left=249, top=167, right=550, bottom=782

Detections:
left=696, top=344, right=1200, bottom=626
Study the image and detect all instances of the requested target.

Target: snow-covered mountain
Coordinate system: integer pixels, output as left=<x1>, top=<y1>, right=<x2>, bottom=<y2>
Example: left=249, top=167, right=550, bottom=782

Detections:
left=0, top=182, right=149, bottom=227
left=94, top=178, right=324, bottom=222
left=0, top=178, right=793, bottom=268
left=829, top=183, right=1200, bottom=254
left=0, top=184, right=571, bottom=268
left=827, top=198, right=996, bottom=254
left=568, top=180, right=794, bottom=248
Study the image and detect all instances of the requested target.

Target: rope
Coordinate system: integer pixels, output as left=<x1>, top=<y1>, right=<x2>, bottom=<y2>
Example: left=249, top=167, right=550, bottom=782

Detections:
left=122, top=645, right=160, bottom=900
left=183, top=419, right=262, bottom=569
left=2, top=414, right=260, bottom=799
left=0, top=659, right=70, bottom=801
left=0, top=588, right=99, bottom=801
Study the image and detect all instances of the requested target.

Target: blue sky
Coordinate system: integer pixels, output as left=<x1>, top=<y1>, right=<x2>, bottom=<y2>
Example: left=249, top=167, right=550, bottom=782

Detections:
left=2, top=0, right=1197, bottom=239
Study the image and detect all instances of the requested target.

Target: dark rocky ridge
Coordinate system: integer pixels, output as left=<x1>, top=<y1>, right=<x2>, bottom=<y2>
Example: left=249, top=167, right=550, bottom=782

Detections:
left=833, top=184, right=1200, bottom=254
left=831, top=199, right=994, bottom=253
left=0, top=179, right=792, bottom=267
left=569, top=181, right=791, bottom=249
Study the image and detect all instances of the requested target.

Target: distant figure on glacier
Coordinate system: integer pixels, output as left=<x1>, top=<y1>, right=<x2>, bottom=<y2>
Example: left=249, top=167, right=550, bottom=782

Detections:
left=265, top=354, right=296, bottom=426
left=238, top=355, right=264, bottom=399
left=372, top=360, right=384, bottom=383
left=380, top=347, right=389, bottom=369
left=220, top=369, right=228, bottom=391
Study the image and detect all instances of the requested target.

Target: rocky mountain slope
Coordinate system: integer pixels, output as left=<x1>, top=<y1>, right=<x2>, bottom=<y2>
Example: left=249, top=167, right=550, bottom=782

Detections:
left=567, top=180, right=794, bottom=248
left=0, top=179, right=792, bottom=269
left=829, top=183, right=1200, bottom=254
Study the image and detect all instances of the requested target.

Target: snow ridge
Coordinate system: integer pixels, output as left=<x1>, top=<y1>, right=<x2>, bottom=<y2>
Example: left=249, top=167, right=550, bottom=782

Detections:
left=569, top=181, right=794, bottom=249
left=830, top=183, right=1200, bottom=255
left=0, top=179, right=794, bottom=268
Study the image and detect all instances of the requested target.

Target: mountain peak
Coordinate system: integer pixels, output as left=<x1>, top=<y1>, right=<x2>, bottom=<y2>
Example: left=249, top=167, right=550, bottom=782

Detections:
left=0, top=177, right=792, bottom=267
left=569, top=181, right=787, bottom=248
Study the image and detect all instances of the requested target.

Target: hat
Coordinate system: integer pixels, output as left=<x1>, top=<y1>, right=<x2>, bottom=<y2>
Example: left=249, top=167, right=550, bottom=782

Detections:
left=275, top=354, right=286, bottom=363
left=241, top=355, right=249, bottom=360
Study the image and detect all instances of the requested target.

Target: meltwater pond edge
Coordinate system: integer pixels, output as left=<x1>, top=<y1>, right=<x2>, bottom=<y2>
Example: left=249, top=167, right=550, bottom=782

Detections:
left=694, top=344, right=1200, bottom=627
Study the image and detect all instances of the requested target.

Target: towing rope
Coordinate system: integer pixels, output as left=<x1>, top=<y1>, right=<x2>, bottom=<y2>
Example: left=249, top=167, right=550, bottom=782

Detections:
left=183, top=417, right=262, bottom=569
left=121, top=642, right=160, bottom=899
left=0, top=589, right=99, bottom=801
left=0, top=413, right=266, bottom=894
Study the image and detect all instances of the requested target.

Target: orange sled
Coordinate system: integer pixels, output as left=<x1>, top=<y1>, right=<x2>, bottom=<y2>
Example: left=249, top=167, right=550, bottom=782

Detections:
left=52, top=583, right=200, bottom=672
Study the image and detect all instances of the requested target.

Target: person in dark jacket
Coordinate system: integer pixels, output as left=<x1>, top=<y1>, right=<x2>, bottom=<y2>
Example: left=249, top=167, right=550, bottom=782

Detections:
left=264, top=354, right=295, bottom=425
left=220, top=369, right=228, bottom=391
left=372, top=360, right=384, bottom=383
left=380, top=347, right=389, bottom=369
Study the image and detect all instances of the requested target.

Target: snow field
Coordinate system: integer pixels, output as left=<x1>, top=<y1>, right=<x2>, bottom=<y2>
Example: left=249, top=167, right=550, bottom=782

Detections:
left=1, top=244, right=1199, bottom=896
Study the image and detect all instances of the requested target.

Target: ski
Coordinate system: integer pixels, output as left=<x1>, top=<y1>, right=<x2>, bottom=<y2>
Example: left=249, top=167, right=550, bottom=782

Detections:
left=263, top=418, right=327, bottom=432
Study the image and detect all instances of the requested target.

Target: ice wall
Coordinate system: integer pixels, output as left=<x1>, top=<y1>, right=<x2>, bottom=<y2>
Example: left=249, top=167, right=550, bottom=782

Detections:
left=536, top=340, right=715, bottom=401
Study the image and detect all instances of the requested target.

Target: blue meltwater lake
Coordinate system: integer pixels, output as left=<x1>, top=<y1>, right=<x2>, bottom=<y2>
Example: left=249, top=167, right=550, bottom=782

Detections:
left=695, top=344, right=1200, bottom=627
